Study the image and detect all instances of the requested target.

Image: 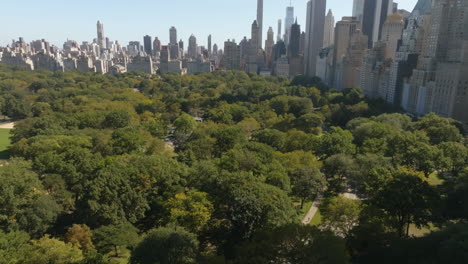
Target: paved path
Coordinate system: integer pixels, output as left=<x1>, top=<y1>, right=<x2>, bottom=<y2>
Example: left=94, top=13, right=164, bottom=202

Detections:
left=0, top=122, right=15, bottom=129
left=302, top=194, right=323, bottom=225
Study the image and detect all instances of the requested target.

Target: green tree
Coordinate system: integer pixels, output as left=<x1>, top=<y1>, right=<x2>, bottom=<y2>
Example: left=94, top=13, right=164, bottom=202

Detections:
left=291, top=167, right=325, bottom=209
left=103, top=110, right=132, bottom=129
left=318, top=127, right=356, bottom=158
left=233, top=225, right=349, bottom=264
left=370, top=169, right=440, bottom=237
left=130, top=227, right=199, bottom=264
left=165, top=190, right=214, bottom=233
left=0, top=230, right=32, bottom=264
left=439, top=142, right=468, bottom=175
left=174, top=113, right=197, bottom=145
left=24, top=236, right=84, bottom=264
left=321, top=196, right=362, bottom=237
left=323, top=154, right=356, bottom=194
left=0, top=158, right=61, bottom=235
left=93, top=222, right=140, bottom=257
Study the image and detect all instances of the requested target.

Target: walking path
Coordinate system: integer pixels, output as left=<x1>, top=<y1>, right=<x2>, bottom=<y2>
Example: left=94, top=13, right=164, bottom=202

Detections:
left=0, top=122, right=15, bottom=129
left=302, top=194, right=322, bottom=225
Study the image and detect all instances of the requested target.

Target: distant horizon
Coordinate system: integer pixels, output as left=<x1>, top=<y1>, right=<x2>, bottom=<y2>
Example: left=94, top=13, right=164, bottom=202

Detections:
left=0, top=0, right=418, bottom=49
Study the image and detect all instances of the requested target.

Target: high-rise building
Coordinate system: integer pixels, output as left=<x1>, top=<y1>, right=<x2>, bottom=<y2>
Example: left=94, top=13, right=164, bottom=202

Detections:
left=223, top=40, right=240, bottom=70
left=353, top=0, right=365, bottom=22
left=412, top=0, right=432, bottom=15
left=170, top=27, right=177, bottom=45
left=153, top=37, right=161, bottom=55
left=208, top=35, right=212, bottom=55
left=285, top=6, right=295, bottom=46
left=288, top=20, right=301, bottom=58
left=380, top=13, right=405, bottom=60
left=360, top=0, right=394, bottom=48
left=143, top=35, right=152, bottom=56
left=97, top=21, right=105, bottom=50
left=188, top=35, right=198, bottom=59
left=332, top=16, right=366, bottom=89
left=265, top=27, right=275, bottom=67
left=304, top=0, right=326, bottom=76
left=425, top=0, right=468, bottom=124
left=277, top=19, right=282, bottom=42
left=257, top=0, right=264, bottom=50
left=323, top=9, right=335, bottom=48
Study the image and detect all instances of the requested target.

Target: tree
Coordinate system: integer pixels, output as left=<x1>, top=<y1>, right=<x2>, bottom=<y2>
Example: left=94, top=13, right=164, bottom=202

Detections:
left=370, top=169, right=440, bottom=237
left=110, top=127, right=148, bottom=155
left=130, top=227, right=199, bottom=264
left=93, top=222, right=140, bottom=257
left=24, top=236, right=84, bottom=264
left=439, top=142, right=468, bottom=175
left=65, top=224, right=94, bottom=251
left=321, top=196, right=362, bottom=237
left=318, top=127, right=356, bottom=158
left=233, top=225, right=349, bottom=264
left=291, top=167, right=326, bottom=209
left=165, top=190, right=214, bottom=233
left=0, top=230, right=32, bottom=263
left=226, top=181, right=296, bottom=241
left=103, top=110, right=132, bottom=129
left=174, top=113, right=197, bottom=145
left=409, top=142, right=444, bottom=177
left=415, top=113, right=463, bottom=144
left=323, top=154, right=356, bottom=194
left=0, top=158, right=61, bottom=235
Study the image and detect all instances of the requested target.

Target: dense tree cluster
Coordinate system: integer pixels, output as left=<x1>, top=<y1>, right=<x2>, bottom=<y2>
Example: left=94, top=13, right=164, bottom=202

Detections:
left=0, top=65, right=466, bottom=263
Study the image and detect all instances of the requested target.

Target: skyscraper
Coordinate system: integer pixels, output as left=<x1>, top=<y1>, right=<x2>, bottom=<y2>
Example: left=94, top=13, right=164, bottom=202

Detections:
left=359, top=0, right=394, bottom=48
left=288, top=20, right=301, bottom=58
left=353, top=0, right=365, bottom=23
left=380, top=13, right=405, bottom=60
left=188, top=35, right=198, bottom=59
left=208, top=35, right=212, bottom=55
left=97, top=21, right=105, bottom=50
left=153, top=37, right=161, bottom=54
left=285, top=6, right=295, bottom=45
left=277, top=19, right=282, bottom=42
left=143, top=35, right=152, bottom=56
left=223, top=40, right=240, bottom=70
left=304, top=0, right=326, bottom=76
left=323, top=9, right=335, bottom=48
left=332, top=16, right=365, bottom=89
left=170, top=27, right=177, bottom=45
left=266, top=27, right=275, bottom=67
left=257, top=0, right=264, bottom=50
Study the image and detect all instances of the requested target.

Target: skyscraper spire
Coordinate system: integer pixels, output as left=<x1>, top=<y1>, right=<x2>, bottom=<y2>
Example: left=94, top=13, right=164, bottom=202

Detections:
left=257, top=0, right=264, bottom=50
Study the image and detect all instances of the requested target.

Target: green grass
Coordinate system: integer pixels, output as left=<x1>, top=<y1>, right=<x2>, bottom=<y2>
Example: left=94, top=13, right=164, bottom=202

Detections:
left=427, top=172, right=444, bottom=186
left=298, top=201, right=313, bottom=221
left=409, top=223, right=438, bottom=237
left=310, top=209, right=322, bottom=226
left=0, top=129, right=11, bottom=159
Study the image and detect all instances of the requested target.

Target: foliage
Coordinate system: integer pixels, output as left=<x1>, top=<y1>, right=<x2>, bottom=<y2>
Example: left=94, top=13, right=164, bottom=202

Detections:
left=130, top=226, right=199, bottom=264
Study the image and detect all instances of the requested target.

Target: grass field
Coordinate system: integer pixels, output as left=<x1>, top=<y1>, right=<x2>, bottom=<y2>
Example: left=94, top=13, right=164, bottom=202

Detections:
left=310, top=209, right=322, bottom=226
left=0, top=129, right=11, bottom=159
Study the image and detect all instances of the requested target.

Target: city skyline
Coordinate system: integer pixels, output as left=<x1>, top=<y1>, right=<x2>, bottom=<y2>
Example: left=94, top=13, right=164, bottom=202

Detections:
left=0, top=0, right=417, bottom=48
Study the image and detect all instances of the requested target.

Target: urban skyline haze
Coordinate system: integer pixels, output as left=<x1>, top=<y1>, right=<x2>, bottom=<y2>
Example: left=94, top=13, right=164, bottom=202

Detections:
left=0, top=0, right=417, bottom=47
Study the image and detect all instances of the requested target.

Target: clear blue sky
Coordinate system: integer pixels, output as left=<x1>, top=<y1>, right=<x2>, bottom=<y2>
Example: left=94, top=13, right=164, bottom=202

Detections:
left=0, top=0, right=418, bottom=48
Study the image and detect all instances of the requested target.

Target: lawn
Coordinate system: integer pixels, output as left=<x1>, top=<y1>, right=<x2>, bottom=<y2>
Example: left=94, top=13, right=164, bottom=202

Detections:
left=427, top=172, right=444, bottom=186
left=0, top=128, right=11, bottom=159
left=310, top=209, right=322, bottom=226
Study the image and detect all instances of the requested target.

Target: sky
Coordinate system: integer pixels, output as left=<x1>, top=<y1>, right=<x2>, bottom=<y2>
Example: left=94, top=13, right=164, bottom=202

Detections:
left=0, top=0, right=418, bottom=48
